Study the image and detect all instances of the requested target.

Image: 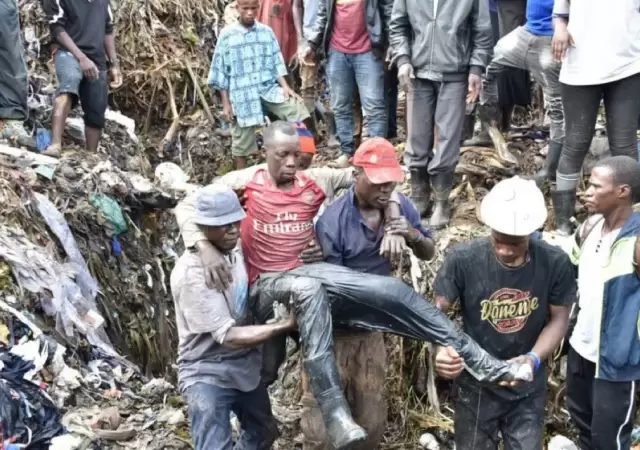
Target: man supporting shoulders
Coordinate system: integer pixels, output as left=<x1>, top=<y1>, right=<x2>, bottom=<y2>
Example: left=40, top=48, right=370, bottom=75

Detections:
left=171, top=184, right=296, bottom=450
left=301, top=138, right=435, bottom=449
left=433, top=176, right=575, bottom=450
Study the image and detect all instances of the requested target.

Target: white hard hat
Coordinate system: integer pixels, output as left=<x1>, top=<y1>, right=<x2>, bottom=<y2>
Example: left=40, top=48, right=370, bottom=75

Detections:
left=480, top=176, right=547, bottom=236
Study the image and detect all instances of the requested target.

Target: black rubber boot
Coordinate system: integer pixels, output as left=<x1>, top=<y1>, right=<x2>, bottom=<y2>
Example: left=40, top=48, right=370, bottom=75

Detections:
left=429, top=172, right=454, bottom=230
left=409, top=168, right=430, bottom=216
left=534, top=140, right=562, bottom=187
left=324, top=111, right=340, bottom=149
left=551, top=188, right=576, bottom=236
left=304, top=353, right=367, bottom=449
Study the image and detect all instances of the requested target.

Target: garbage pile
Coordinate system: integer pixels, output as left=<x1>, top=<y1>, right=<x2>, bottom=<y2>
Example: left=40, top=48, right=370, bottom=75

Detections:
left=19, top=0, right=228, bottom=130
left=0, top=113, right=186, bottom=374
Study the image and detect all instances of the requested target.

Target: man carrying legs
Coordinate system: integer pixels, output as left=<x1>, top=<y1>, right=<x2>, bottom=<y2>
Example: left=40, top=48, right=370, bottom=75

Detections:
left=433, top=176, right=575, bottom=450
left=389, top=0, right=493, bottom=228
left=299, top=138, right=435, bottom=449
left=42, top=0, right=122, bottom=157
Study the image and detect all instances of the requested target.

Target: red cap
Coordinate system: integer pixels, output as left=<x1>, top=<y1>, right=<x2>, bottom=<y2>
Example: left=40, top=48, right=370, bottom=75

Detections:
left=351, top=137, right=404, bottom=184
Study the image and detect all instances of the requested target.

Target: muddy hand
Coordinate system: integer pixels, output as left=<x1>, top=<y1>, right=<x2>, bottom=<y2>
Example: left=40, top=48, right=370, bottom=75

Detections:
left=300, top=239, right=324, bottom=264
left=498, top=355, right=535, bottom=386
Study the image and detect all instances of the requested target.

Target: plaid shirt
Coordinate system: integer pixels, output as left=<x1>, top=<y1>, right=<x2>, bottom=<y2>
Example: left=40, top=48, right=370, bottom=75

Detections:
left=208, top=21, right=288, bottom=127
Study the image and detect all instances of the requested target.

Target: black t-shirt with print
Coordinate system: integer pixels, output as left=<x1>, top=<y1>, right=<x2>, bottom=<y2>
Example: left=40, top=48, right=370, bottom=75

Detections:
left=434, top=237, right=577, bottom=400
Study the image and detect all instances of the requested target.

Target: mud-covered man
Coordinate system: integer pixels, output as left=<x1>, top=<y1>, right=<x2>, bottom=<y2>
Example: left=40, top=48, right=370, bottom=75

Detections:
left=299, top=138, right=435, bottom=449
left=433, top=176, right=576, bottom=450
left=171, top=184, right=297, bottom=450
left=42, top=0, right=122, bottom=157
left=209, top=0, right=309, bottom=169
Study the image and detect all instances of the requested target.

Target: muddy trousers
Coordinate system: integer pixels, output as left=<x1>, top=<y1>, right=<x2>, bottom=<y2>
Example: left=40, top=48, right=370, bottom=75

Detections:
left=300, top=331, right=387, bottom=450
left=565, top=347, right=638, bottom=450
left=252, top=263, right=518, bottom=389
left=453, top=380, right=545, bottom=450
left=556, top=73, right=640, bottom=193
left=0, top=0, right=29, bottom=121
left=183, top=382, right=278, bottom=450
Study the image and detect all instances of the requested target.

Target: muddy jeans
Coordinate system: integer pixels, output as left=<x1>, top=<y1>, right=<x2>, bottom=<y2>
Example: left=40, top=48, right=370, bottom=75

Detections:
left=300, top=331, right=387, bottom=450
left=251, top=262, right=519, bottom=388
left=404, top=78, right=467, bottom=175
left=454, top=380, right=546, bottom=450
left=481, top=26, right=563, bottom=148
left=183, top=382, right=278, bottom=450
left=565, top=346, right=638, bottom=450
left=556, top=72, right=640, bottom=191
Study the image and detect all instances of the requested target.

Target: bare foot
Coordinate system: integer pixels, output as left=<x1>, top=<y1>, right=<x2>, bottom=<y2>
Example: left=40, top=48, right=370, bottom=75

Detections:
left=42, top=144, right=62, bottom=158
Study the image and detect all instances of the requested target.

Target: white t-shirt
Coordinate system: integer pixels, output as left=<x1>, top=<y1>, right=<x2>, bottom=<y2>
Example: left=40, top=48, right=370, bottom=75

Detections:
left=554, top=0, right=640, bottom=85
left=571, top=220, right=622, bottom=362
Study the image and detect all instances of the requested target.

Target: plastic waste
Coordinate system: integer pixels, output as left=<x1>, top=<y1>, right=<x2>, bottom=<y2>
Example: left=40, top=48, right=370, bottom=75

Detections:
left=548, top=435, right=578, bottom=450
left=89, top=193, right=128, bottom=235
left=0, top=351, right=64, bottom=447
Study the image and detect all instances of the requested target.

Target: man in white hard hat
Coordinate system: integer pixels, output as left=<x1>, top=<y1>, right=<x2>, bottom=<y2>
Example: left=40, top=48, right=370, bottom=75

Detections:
left=432, top=176, right=576, bottom=450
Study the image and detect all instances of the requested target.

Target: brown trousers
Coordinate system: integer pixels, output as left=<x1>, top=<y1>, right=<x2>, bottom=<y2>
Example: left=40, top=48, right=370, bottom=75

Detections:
left=300, top=331, right=387, bottom=450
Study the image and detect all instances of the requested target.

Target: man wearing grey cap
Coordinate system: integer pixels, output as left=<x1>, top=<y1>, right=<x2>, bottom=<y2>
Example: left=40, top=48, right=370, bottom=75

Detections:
left=170, top=184, right=297, bottom=450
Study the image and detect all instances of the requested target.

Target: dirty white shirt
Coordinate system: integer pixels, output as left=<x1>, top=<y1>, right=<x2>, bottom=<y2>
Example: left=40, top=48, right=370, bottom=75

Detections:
left=170, top=247, right=261, bottom=392
left=571, top=220, right=622, bottom=362
left=553, top=0, right=640, bottom=85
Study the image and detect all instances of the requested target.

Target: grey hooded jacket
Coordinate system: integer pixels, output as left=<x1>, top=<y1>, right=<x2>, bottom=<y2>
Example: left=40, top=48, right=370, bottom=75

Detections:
left=389, top=0, right=493, bottom=82
left=306, top=0, right=394, bottom=54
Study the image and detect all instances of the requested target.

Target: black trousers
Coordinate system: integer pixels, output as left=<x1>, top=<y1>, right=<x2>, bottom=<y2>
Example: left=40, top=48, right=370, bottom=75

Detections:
left=557, top=73, right=640, bottom=177
left=453, top=380, right=546, bottom=450
left=566, top=346, right=638, bottom=450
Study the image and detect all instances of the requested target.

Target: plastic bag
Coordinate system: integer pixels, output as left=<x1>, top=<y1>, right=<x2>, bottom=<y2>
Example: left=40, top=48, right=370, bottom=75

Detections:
left=89, top=194, right=128, bottom=235
left=0, top=351, right=64, bottom=448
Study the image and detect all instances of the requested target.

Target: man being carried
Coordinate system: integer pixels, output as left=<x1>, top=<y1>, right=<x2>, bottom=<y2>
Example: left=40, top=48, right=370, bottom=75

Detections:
left=0, top=0, right=32, bottom=148
left=43, top=0, right=123, bottom=157
left=433, top=176, right=575, bottom=450
left=209, top=0, right=310, bottom=170
left=564, top=156, right=640, bottom=450
left=171, top=185, right=296, bottom=449
left=175, top=121, right=532, bottom=450
left=389, top=0, right=493, bottom=228
left=299, top=138, right=434, bottom=449
left=479, top=0, right=563, bottom=185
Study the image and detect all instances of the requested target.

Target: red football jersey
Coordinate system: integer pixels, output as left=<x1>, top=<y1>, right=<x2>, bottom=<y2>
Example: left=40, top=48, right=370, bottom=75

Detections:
left=241, top=169, right=326, bottom=283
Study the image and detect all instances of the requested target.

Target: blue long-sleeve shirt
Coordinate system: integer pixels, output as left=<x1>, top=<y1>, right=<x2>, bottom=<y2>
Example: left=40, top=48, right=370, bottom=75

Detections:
left=315, top=188, right=432, bottom=276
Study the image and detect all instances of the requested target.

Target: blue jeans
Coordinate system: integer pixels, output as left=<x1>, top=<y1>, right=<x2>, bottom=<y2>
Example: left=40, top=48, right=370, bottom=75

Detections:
left=184, top=382, right=278, bottom=450
left=326, top=49, right=386, bottom=155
